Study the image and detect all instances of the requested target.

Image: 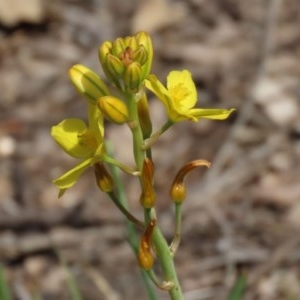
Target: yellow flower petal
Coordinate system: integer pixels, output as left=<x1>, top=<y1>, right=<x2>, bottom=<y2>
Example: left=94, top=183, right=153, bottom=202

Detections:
left=189, top=108, right=236, bottom=120
left=53, top=158, right=92, bottom=193
left=51, top=119, right=94, bottom=158
left=145, top=75, right=170, bottom=108
left=88, top=103, right=104, bottom=141
left=167, top=70, right=197, bottom=110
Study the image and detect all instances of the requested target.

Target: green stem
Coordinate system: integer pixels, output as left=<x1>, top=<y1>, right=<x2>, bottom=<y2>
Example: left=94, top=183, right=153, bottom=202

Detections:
left=126, top=93, right=145, bottom=171
left=103, top=154, right=140, bottom=176
left=107, top=192, right=144, bottom=229
left=170, top=203, right=182, bottom=256
left=108, top=149, right=157, bottom=300
left=142, top=120, right=173, bottom=150
left=144, top=209, right=183, bottom=300
left=126, top=92, right=183, bottom=300
left=0, top=264, right=10, bottom=300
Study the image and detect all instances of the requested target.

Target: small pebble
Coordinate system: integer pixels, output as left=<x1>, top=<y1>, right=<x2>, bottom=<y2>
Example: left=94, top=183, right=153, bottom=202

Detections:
left=0, top=136, right=16, bottom=157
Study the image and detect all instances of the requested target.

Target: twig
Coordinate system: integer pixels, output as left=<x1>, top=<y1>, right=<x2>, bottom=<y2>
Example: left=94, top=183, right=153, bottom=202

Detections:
left=86, top=267, right=121, bottom=300
left=0, top=226, right=126, bottom=260
left=247, top=234, right=300, bottom=287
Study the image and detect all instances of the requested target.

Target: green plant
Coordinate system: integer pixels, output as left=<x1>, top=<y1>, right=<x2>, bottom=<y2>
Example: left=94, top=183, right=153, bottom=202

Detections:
left=0, top=264, right=11, bottom=300
left=51, top=31, right=235, bottom=300
left=227, top=275, right=247, bottom=300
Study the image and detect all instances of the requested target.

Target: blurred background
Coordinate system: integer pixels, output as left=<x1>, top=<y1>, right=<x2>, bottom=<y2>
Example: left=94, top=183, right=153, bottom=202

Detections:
left=0, top=0, right=299, bottom=299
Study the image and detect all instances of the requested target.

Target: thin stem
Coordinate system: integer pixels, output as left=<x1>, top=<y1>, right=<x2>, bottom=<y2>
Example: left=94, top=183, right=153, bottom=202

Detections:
left=142, top=120, right=173, bottom=150
left=146, top=270, right=174, bottom=291
left=107, top=192, right=144, bottom=229
left=108, top=148, right=157, bottom=300
left=126, top=91, right=184, bottom=299
left=170, top=203, right=182, bottom=256
left=144, top=209, right=183, bottom=300
left=103, top=154, right=140, bottom=176
left=126, top=93, right=145, bottom=171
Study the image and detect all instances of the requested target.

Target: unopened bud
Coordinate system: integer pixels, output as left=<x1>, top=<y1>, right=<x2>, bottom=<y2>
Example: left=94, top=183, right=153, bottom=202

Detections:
left=98, top=96, right=129, bottom=125
left=135, top=31, right=153, bottom=79
left=94, top=163, right=114, bottom=193
left=135, top=31, right=152, bottom=51
left=133, top=45, right=148, bottom=66
left=124, top=62, right=142, bottom=92
left=106, top=54, right=125, bottom=78
left=138, top=220, right=155, bottom=270
left=124, top=36, right=138, bottom=50
left=69, top=64, right=109, bottom=103
left=138, top=93, right=152, bottom=138
left=98, top=41, right=112, bottom=67
left=170, top=160, right=211, bottom=204
left=112, top=37, right=125, bottom=56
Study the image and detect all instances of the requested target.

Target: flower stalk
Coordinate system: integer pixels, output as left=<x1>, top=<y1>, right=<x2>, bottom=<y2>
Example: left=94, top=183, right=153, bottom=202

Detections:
left=51, top=31, right=235, bottom=300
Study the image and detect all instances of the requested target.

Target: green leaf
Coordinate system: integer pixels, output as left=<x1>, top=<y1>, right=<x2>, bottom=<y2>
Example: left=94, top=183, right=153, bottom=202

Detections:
left=0, top=264, right=11, bottom=300
left=65, top=267, right=83, bottom=300
left=227, top=274, right=247, bottom=300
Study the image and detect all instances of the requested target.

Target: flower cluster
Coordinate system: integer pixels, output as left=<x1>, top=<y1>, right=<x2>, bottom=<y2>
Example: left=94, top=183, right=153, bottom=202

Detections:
left=52, top=32, right=234, bottom=196
left=51, top=31, right=235, bottom=298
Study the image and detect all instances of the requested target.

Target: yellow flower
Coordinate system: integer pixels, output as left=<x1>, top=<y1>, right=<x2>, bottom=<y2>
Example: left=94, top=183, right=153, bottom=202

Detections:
left=51, top=104, right=104, bottom=196
left=145, top=70, right=235, bottom=122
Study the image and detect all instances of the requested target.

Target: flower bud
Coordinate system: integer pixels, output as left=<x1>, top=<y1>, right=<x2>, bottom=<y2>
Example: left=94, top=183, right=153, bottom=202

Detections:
left=106, top=54, right=125, bottom=78
left=94, top=163, right=114, bottom=193
left=135, top=31, right=153, bottom=79
left=124, top=36, right=138, bottom=50
left=135, top=31, right=152, bottom=50
left=69, top=64, right=109, bottom=103
left=138, top=220, right=155, bottom=270
left=170, top=160, right=211, bottom=204
left=112, top=37, right=125, bottom=56
left=98, top=41, right=118, bottom=85
left=98, top=41, right=112, bottom=68
left=98, top=96, right=129, bottom=125
left=124, top=62, right=142, bottom=92
left=137, top=93, right=152, bottom=138
left=133, top=45, right=148, bottom=66
left=140, top=158, right=156, bottom=208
